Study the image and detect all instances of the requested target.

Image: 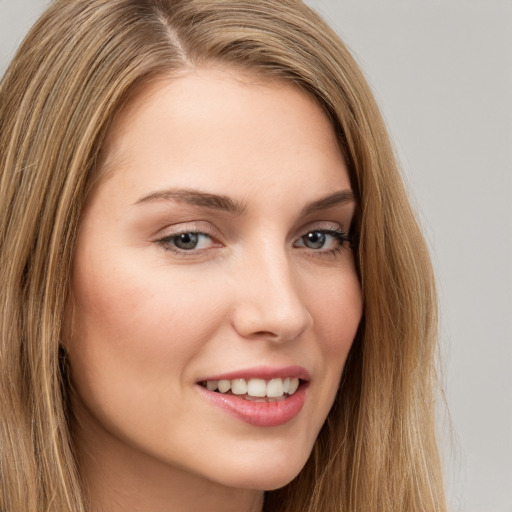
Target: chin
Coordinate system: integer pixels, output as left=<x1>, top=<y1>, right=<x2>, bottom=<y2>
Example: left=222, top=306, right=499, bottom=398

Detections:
left=208, top=447, right=310, bottom=491
left=219, top=469, right=301, bottom=492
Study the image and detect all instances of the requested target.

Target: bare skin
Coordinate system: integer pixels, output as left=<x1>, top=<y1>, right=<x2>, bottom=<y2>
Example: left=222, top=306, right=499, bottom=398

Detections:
left=65, top=67, right=362, bottom=512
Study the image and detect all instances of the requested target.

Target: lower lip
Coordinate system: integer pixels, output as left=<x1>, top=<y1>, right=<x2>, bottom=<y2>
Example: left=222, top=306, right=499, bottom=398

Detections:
left=197, top=384, right=308, bottom=427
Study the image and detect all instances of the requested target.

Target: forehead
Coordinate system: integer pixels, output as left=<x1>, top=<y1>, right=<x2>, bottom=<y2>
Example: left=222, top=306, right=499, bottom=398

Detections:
left=90, top=66, right=350, bottom=211
left=101, top=67, right=341, bottom=166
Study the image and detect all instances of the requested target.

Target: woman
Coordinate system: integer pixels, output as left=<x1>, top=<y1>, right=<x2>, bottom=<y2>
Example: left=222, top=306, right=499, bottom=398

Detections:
left=0, top=0, right=446, bottom=511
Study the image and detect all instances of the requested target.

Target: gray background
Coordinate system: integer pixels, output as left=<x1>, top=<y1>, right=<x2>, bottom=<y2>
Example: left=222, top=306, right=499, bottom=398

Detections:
left=1, top=1, right=511, bottom=511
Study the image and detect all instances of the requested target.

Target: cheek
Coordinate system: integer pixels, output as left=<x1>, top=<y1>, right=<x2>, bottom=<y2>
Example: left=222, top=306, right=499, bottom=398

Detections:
left=305, top=265, right=362, bottom=416
left=308, top=267, right=362, bottom=356
left=71, top=255, right=221, bottom=348
left=65, top=253, right=227, bottom=410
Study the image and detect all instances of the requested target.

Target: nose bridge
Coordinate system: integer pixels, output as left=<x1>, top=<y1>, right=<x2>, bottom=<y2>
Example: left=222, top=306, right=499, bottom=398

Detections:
left=231, top=237, right=312, bottom=341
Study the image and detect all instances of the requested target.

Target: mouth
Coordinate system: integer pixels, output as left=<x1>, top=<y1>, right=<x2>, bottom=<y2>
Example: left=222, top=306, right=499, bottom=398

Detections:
left=196, top=367, right=309, bottom=427
left=198, top=377, right=303, bottom=402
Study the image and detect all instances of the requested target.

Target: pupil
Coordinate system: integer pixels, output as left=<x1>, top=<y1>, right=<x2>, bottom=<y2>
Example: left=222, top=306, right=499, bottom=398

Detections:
left=305, top=231, right=325, bottom=249
left=175, top=233, right=198, bottom=250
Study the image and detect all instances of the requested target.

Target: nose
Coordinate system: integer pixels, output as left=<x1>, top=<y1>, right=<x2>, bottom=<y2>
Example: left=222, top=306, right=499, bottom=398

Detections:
left=230, top=245, right=313, bottom=343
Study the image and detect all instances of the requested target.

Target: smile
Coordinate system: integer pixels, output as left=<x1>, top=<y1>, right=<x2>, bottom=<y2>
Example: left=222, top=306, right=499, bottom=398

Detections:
left=200, top=377, right=301, bottom=402
left=196, top=367, right=309, bottom=427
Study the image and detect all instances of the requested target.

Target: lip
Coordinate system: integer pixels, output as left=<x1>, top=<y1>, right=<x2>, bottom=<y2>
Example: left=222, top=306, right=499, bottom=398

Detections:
left=197, top=382, right=308, bottom=427
left=197, top=365, right=310, bottom=383
left=195, top=365, right=310, bottom=427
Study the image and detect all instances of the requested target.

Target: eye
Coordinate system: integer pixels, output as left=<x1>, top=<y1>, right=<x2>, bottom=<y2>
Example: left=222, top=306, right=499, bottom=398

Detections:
left=294, top=229, right=350, bottom=252
left=158, top=232, right=215, bottom=252
left=302, top=231, right=329, bottom=249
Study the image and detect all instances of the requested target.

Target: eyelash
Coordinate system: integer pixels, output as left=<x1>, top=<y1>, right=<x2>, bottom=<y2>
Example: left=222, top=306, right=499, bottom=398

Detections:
left=295, top=228, right=352, bottom=257
left=156, top=226, right=353, bottom=258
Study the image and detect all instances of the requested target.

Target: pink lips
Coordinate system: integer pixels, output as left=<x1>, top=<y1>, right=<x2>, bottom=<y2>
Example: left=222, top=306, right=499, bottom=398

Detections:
left=196, top=365, right=309, bottom=427
left=199, top=365, right=310, bottom=382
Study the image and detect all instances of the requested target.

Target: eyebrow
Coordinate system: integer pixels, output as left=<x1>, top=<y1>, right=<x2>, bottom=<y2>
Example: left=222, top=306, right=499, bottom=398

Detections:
left=134, top=187, right=356, bottom=215
left=299, top=189, right=356, bottom=216
left=134, top=188, right=247, bottom=215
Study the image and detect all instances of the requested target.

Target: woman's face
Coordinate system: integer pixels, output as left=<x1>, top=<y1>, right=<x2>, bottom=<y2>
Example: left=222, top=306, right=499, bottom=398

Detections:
left=66, top=68, right=362, bottom=494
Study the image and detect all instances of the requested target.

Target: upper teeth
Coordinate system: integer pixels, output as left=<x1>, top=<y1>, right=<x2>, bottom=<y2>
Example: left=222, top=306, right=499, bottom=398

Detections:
left=205, top=377, right=300, bottom=398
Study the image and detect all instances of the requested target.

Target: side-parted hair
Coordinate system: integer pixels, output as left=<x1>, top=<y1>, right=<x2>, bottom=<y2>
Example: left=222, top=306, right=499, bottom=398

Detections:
left=0, top=1, right=445, bottom=511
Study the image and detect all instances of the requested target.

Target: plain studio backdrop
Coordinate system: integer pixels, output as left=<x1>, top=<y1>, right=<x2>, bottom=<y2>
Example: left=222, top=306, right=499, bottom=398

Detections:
left=1, top=1, right=511, bottom=511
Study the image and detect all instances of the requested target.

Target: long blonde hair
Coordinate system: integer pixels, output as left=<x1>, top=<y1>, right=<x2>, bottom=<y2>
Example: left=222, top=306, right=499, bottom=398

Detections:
left=0, top=1, right=445, bottom=510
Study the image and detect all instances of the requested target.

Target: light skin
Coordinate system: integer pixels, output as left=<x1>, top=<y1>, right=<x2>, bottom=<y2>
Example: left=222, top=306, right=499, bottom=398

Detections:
left=65, top=67, right=363, bottom=512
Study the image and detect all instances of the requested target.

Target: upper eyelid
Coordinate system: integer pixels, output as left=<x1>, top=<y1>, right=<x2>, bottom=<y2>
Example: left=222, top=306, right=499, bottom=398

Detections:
left=156, top=220, right=346, bottom=234
left=154, top=219, right=349, bottom=238
left=295, top=220, right=347, bottom=236
left=155, top=222, right=219, bottom=239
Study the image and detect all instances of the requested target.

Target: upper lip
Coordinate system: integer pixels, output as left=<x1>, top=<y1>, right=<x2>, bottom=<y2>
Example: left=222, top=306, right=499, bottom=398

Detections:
left=197, top=365, right=310, bottom=383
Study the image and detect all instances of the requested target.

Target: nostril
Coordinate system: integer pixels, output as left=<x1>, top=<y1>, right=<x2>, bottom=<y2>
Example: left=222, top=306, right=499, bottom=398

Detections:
left=253, top=331, right=277, bottom=337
